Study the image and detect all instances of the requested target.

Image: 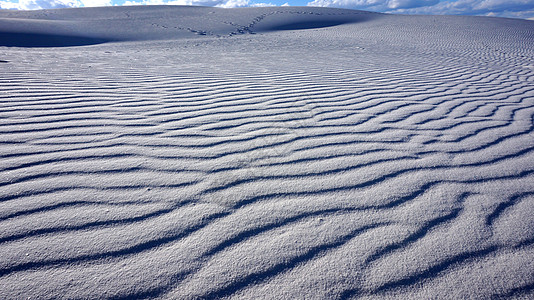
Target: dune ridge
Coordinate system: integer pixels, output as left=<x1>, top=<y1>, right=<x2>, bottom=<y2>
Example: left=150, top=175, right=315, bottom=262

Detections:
left=0, top=6, right=378, bottom=47
left=1, top=6, right=534, bottom=299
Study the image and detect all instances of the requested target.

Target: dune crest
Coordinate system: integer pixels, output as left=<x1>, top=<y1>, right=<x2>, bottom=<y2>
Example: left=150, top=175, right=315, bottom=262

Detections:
left=0, top=6, right=377, bottom=47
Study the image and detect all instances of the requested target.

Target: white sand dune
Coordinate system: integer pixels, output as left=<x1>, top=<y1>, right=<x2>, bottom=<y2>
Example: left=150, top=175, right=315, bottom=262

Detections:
left=1, top=5, right=534, bottom=299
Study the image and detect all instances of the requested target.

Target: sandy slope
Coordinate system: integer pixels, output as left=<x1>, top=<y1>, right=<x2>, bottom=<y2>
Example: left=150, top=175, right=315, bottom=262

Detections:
left=1, top=6, right=534, bottom=299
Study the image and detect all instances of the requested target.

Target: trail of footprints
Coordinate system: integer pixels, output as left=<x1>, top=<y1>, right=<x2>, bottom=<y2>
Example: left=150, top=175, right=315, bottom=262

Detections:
left=151, top=9, right=372, bottom=37
left=1, top=12, right=534, bottom=299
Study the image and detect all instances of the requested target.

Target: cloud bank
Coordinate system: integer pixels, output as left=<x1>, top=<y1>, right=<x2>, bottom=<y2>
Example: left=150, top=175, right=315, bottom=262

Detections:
left=0, top=0, right=533, bottom=19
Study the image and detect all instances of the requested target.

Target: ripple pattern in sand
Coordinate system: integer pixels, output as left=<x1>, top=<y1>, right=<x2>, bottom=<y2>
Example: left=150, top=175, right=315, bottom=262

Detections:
left=1, top=11, right=534, bottom=300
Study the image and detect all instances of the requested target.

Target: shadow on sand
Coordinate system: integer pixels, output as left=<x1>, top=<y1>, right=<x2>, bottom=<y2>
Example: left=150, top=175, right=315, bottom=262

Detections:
left=0, top=32, right=111, bottom=47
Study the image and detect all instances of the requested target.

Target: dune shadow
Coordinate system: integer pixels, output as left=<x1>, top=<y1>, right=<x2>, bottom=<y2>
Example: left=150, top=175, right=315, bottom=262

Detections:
left=250, top=12, right=377, bottom=34
left=269, top=20, right=348, bottom=31
left=0, top=32, right=111, bottom=47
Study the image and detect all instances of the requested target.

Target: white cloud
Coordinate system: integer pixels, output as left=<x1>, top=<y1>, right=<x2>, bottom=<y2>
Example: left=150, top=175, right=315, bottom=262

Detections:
left=19, top=0, right=80, bottom=9
left=0, top=0, right=21, bottom=8
left=81, top=0, right=111, bottom=6
left=250, top=2, right=277, bottom=7
left=215, top=0, right=249, bottom=7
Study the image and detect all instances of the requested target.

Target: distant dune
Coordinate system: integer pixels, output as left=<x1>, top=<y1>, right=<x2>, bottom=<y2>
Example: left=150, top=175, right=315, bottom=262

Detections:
left=1, top=6, right=534, bottom=299
left=0, top=6, right=380, bottom=46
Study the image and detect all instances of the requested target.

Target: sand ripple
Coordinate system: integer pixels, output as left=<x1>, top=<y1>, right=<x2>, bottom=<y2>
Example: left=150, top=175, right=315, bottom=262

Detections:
left=1, top=6, right=534, bottom=299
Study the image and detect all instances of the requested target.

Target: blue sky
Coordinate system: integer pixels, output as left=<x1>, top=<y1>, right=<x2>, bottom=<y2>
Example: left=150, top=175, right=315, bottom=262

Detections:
left=1, top=0, right=534, bottom=20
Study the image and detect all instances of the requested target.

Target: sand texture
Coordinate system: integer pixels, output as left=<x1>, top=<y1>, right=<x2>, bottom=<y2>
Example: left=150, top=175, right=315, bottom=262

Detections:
left=1, top=6, right=534, bottom=299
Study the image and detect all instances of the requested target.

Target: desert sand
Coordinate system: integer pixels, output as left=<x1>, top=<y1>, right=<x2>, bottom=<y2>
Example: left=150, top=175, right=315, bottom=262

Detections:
left=1, top=5, right=534, bottom=299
